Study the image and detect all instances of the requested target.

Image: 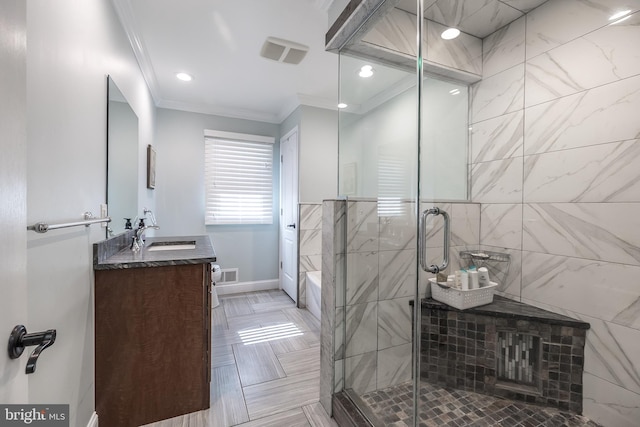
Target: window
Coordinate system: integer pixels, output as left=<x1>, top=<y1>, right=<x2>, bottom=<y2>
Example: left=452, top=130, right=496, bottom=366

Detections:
left=204, top=130, right=274, bottom=225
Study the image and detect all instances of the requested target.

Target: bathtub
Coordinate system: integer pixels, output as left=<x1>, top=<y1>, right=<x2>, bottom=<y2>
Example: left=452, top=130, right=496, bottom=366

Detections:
left=305, top=271, right=321, bottom=321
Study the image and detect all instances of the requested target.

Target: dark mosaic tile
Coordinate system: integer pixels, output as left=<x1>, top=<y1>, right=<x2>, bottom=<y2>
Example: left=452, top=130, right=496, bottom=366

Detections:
left=357, top=381, right=601, bottom=427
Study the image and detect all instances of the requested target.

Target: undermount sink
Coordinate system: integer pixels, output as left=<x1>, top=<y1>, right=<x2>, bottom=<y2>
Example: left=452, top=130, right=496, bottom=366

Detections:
left=147, top=241, right=196, bottom=251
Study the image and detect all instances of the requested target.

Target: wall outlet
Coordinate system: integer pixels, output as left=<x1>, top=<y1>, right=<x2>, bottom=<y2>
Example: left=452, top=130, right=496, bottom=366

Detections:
left=100, top=204, right=108, bottom=227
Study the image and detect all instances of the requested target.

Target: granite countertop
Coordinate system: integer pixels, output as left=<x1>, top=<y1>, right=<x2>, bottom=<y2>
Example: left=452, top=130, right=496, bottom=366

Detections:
left=421, top=295, right=590, bottom=329
left=94, top=234, right=216, bottom=270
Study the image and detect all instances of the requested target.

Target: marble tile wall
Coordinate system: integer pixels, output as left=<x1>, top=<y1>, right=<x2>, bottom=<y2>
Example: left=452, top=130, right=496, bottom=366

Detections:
left=299, top=203, right=323, bottom=309
left=320, top=200, right=346, bottom=416
left=360, top=7, right=482, bottom=79
left=471, top=1, right=640, bottom=424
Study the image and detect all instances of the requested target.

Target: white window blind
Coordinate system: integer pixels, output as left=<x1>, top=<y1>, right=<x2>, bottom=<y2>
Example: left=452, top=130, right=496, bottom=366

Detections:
left=378, top=145, right=407, bottom=217
left=204, top=130, right=274, bottom=225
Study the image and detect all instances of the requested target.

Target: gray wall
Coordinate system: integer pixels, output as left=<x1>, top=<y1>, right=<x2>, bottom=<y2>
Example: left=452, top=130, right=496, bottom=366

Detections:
left=154, top=107, right=281, bottom=283
left=155, top=105, right=338, bottom=284
left=25, top=0, right=156, bottom=425
left=281, top=105, right=339, bottom=204
left=280, top=105, right=301, bottom=140
left=299, top=105, right=339, bottom=203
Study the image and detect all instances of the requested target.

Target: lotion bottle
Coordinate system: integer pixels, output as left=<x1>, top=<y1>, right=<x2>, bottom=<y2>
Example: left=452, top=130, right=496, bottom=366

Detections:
left=469, top=269, right=479, bottom=289
left=460, top=269, right=469, bottom=290
left=478, top=267, right=490, bottom=287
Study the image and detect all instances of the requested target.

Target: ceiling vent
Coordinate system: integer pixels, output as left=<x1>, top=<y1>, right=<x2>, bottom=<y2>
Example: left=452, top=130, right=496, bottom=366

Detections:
left=260, top=37, right=309, bottom=65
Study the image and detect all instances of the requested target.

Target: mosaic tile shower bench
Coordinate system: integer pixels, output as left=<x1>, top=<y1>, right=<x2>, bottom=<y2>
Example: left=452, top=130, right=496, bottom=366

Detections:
left=420, top=295, right=590, bottom=414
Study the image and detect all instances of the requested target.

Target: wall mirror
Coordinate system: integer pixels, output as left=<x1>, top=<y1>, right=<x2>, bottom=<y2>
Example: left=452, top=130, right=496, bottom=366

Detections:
left=107, top=75, right=139, bottom=237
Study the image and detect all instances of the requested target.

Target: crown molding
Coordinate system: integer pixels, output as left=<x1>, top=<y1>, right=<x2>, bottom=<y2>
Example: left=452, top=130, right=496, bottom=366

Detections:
left=355, top=74, right=415, bottom=115
left=157, top=99, right=282, bottom=124
left=159, top=94, right=339, bottom=126
left=277, top=97, right=304, bottom=123
left=110, top=0, right=161, bottom=105
left=276, top=93, right=339, bottom=122
left=297, top=93, right=338, bottom=110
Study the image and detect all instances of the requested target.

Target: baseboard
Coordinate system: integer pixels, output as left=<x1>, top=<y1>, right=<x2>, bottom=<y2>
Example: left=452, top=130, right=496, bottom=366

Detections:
left=86, top=412, right=98, bottom=427
left=216, top=279, right=279, bottom=295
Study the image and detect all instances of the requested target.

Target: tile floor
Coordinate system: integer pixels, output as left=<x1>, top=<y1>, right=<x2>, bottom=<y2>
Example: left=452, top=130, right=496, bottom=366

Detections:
left=140, top=289, right=602, bottom=427
left=143, top=290, right=337, bottom=427
left=358, top=382, right=602, bottom=427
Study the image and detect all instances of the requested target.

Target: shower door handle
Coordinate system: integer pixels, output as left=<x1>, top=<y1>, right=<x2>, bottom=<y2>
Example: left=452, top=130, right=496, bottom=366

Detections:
left=419, top=208, right=450, bottom=274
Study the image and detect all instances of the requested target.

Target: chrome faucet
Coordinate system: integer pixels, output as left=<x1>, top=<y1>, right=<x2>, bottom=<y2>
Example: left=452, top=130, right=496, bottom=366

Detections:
left=143, top=208, right=157, bottom=226
left=130, top=223, right=160, bottom=252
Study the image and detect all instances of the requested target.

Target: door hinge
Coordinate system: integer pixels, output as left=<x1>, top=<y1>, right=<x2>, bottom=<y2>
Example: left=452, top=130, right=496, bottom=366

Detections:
left=281, top=155, right=283, bottom=162
left=280, top=262, right=283, bottom=269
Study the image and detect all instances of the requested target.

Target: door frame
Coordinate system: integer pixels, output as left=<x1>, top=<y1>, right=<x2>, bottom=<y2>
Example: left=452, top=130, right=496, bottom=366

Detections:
left=279, top=126, right=299, bottom=304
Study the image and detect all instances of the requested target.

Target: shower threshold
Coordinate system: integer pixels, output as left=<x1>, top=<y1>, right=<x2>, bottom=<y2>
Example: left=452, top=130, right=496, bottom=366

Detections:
left=338, top=381, right=602, bottom=427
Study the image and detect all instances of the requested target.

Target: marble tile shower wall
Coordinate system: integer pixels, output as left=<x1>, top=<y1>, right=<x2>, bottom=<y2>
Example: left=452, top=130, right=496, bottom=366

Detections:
left=341, top=199, right=480, bottom=396
left=470, top=1, right=640, bottom=425
left=320, top=200, right=346, bottom=416
left=361, top=7, right=482, bottom=77
left=299, top=203, right=323, bottom=309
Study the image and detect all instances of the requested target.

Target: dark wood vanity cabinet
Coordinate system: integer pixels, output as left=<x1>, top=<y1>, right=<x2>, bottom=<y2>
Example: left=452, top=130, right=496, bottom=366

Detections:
left=95, top=263, right=211, bottom=427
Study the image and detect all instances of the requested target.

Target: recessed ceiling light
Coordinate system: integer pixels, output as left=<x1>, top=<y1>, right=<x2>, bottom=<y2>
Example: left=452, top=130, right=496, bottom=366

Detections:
left=359, top=65, right=374, bottom=78
left=441, top=28, right=460, bottom=40
left=176, top=72, right=193, bottom=82
left=338, top=103, right=348, bottom=109
left=609, top=10, right=631, bottom=21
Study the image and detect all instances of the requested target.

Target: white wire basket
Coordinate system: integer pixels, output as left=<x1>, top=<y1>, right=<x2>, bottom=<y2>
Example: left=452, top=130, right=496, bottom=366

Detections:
left=428, top=278, right=498, bottom=310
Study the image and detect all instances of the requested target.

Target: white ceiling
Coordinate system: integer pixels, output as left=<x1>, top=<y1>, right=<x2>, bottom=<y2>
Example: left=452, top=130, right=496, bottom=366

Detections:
left=113, top=0, right=548, bottom=124
left=113, top=0, right=339, bottom=124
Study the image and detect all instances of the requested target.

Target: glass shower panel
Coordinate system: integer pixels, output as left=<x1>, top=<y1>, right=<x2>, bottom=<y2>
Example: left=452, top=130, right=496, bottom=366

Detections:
left=420, top=78, right=469, bottom=201
left=338, top=52, right=420, bottom=421
left=338, top=55, right=418, bottom=199
left=336, top=1, right=471, bottom=425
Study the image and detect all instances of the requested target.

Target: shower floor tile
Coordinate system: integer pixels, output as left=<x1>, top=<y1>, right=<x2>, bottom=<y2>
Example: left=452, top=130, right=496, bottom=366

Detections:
left=358, top=382, right=602, bottom=427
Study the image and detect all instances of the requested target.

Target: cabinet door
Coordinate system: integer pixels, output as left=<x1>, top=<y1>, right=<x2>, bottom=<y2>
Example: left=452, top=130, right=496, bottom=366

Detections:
left=96, top=263, right=210, bottom=426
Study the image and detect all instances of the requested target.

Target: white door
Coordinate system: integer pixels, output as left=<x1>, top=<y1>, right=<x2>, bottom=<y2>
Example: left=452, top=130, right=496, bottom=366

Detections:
left=280, top=128, right=299, bottom=303
left=0, top=0, right=29, bottom=403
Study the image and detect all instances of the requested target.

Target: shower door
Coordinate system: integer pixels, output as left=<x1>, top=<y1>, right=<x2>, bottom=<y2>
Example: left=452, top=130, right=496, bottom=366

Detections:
left=338, top=53, right=420, bottom=424
left=337, top=1, right=469, bottom=424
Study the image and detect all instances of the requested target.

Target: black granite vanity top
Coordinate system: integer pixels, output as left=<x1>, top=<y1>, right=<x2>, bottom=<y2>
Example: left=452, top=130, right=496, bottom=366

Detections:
left=93, top=234, right=216, bottom=270
left=421, top=295, right=590, bottom=329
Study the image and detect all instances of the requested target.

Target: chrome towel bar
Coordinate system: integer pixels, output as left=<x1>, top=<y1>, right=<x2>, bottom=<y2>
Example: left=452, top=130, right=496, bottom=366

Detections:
left=27, top=211, right=111, bottom=233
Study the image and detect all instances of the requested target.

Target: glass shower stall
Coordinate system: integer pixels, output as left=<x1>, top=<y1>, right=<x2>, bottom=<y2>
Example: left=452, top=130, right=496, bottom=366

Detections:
left=332, top=0, right=473, bottom=424
left=324, top=0, right=640, bottom=426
